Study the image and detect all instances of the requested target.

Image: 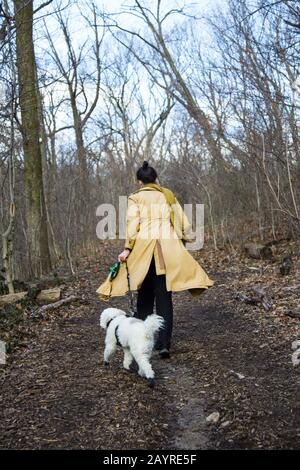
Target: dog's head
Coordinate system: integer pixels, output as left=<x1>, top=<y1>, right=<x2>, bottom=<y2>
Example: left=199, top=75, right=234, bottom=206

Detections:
left=100, top=308, right=126, bottom=329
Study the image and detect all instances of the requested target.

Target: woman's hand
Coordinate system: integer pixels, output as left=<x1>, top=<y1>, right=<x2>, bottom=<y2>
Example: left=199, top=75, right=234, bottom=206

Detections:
left=118, top=249, right=131, bottom=263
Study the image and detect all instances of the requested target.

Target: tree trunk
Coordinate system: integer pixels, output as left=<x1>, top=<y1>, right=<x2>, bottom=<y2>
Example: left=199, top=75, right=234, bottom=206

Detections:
left=13, top=0, right=51, bottom=276
left=2, top=206, right=15, bottom=294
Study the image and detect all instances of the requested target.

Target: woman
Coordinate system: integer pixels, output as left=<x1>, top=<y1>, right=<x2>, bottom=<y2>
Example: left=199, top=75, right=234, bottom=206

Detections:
left=97, top=161, right=214, bottom=358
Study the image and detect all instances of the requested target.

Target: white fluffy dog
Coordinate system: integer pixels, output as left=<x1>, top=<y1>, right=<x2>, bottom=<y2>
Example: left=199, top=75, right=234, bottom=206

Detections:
left=100, top=308, right=164, bottom=387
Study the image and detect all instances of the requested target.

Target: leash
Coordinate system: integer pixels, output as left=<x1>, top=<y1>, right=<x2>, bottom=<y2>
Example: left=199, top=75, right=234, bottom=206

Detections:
left=125, top=260, right=137, bottom=317
left=107, top=259, right=136, bottom=317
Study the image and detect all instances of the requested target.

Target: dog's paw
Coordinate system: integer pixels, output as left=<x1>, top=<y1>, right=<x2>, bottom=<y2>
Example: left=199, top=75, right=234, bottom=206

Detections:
left=147, top=378, right=155, bottom=388
left=159, top=349, right=170, bottom=359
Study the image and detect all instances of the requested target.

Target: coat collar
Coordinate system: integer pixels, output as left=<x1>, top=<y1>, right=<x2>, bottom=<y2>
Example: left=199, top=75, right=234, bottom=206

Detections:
left=133, top=183, right=163, bottom=194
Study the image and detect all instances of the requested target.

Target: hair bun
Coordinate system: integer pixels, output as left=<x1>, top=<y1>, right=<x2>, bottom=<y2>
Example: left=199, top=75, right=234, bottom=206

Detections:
left=142, top=160, right=149, bottom=170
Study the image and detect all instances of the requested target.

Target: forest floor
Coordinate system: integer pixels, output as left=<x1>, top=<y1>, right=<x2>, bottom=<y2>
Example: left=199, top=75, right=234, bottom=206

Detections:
left=0, top=239, right=300, bottom=450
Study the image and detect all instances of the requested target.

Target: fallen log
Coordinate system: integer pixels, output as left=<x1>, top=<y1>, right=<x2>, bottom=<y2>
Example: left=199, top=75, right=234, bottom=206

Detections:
left=0, top=288, right=61, bottom=308
left=234, top=286, right=273, bottom=311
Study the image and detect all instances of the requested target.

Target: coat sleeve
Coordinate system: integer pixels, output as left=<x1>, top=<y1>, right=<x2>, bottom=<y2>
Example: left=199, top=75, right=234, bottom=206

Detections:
left=124, top=195, right=140, bottom=250
left=173, top=197, right=195, bottom=243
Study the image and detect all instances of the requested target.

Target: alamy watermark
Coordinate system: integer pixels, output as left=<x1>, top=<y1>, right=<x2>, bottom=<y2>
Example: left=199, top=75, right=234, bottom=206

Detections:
left=96, top=197, right=205, bottom=250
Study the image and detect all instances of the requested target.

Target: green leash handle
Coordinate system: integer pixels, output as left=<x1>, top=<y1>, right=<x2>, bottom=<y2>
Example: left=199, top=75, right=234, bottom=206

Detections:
left=108, top=261, right=120, bottom=280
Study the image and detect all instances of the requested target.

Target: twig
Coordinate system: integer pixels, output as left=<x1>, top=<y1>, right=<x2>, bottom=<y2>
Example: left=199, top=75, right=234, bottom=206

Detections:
left=34, top=295, right=79, bottom=317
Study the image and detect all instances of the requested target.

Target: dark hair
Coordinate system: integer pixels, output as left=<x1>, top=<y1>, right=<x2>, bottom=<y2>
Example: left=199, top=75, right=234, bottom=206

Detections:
left=136, top=160, right=157, bottom=184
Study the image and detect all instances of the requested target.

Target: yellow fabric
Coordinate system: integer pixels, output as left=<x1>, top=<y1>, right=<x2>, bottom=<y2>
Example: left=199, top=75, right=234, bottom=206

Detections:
left=132, top=183, right=194, bottom=243
left=96, top=184, right=214, bottom=301
left=133, top=183, right=177, bottom=229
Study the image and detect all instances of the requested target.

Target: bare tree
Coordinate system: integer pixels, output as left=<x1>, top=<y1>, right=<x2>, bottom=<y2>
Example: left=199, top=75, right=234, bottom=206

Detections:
left=43, top=3, right=103, bottom=187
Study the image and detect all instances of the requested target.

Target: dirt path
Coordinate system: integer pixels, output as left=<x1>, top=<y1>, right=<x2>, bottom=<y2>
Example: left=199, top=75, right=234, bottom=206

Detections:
left=0, top=247, right=300, bottom=449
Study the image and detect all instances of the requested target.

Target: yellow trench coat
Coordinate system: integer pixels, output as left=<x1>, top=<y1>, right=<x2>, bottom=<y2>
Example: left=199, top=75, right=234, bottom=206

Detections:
left=96, top=184, right=214, bottom=301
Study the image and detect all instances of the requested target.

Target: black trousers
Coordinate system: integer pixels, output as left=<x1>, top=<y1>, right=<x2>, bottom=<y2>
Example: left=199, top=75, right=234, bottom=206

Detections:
left=135, top=255, right=173, bottom=351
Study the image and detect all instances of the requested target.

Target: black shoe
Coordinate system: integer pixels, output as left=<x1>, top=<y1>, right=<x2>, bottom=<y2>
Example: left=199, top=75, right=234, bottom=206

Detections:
left=147, top=378, right=155, bottom=388
left=159, top=349, right=170, bottom=359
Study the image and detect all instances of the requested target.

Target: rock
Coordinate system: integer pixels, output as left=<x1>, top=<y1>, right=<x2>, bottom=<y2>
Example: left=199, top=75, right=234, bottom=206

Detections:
left=221, top=420, right=231, bottom=428
left=284, top=309, right=300, bottom=319
left=244, top=242, right=273, bottom=259
left=291, top=340, right=300, bottom=366
left=292, top=352, right=300, bottom=366
left=292, top=340, right=300, bottom=350
left=230, top=370, right=245, bottom=379
left=206, top=411, right=220, bottom=424
left=280, top=256, right=292, bottom=275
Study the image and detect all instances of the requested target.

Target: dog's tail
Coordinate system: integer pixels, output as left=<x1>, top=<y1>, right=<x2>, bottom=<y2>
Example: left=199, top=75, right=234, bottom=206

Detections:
left=144, top=314, right=164, bottom=339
